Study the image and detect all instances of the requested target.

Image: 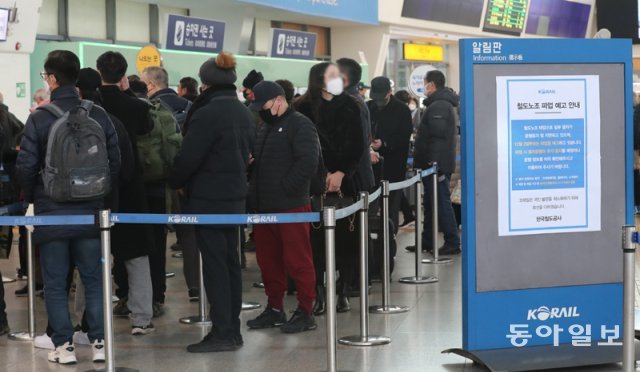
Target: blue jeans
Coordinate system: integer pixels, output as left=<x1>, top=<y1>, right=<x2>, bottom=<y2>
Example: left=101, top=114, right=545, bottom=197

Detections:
left=422, top=174, right=460, bottom=249
left=40, top=238, right=103, bottom=347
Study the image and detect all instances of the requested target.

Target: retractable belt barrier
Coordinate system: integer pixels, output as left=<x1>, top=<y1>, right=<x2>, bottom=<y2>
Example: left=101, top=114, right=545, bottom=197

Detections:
left=3, top=164, right=440, bottom=372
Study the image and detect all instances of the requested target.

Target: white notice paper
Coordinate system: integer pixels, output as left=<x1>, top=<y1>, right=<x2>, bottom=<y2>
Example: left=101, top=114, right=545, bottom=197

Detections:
left=496, top=75, right=601, bottom=236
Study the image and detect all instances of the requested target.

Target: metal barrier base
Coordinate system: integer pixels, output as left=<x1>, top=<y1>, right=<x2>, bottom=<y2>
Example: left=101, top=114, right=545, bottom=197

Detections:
left=242, top=301, right=261, bottom=311
left=338, top=335, right=391, bottom=346
left=398, top=275, right=438, bottom=284
left=422, top=257, right=453, bottom=264
left=368, top=305, right=409, bottom=314
left=8, top=331, right=33, bottom=341
left=179, top=316, right=212, bottom=326
left=86, top=367, right=139, bottom=372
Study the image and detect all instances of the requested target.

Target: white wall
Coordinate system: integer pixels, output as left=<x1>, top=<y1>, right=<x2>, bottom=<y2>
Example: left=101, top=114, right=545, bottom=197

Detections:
left=37, top=0, right=57, bottom=35
left=158, top=5, right=188, bottom=47
left=69, top=0, right=106, bottom=40
left=0, top=53, right=32, bottom=123
left=331, top=25, right=390, bottom=81
left=116, top=0, right=149, bottom=43
left=0, top=0, right=42, bottom=121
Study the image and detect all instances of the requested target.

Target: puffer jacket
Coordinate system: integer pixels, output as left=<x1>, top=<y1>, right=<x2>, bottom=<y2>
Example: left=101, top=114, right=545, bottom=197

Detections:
left=248, top=109, right=319, bottom=212
left=168, top=88, right=255, bottom=215
left=16, top=85, right=121, bottom=245
left=414, top=87, right=459, bottom=174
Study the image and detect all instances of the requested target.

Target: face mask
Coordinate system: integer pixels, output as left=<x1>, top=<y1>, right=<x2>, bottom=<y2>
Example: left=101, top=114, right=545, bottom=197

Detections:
left=325, top=77, right=344, bottom=96
left=408, top=103, right=417, bottom=111
left=43, top=79, right=50, bottom=93
left=259, top=100, right=279, bottom=124
left=374, top=99, right=386, bottom=108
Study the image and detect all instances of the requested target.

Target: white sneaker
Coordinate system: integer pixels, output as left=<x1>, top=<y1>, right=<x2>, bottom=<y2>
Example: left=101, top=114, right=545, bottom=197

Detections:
left=47, top=341, right=77, bottom=364
left=92, top=339, right=105, bottom=363
left=73, top=331, right=90, bottom=345
left=34, top=333, right=54, bottom=350
left=131, top=323, right=156, bottom=336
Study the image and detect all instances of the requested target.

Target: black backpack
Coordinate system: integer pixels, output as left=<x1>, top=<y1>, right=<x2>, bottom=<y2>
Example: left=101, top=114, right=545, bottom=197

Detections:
left=38, top=100, right=110, bottom=202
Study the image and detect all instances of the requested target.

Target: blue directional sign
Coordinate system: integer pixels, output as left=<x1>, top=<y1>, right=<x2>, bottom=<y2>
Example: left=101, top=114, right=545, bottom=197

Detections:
left=238, top=0, right=378, bottom=25
left=270, top=28, right=317, bottom=60
left=165, top=14, right=225, bottom=53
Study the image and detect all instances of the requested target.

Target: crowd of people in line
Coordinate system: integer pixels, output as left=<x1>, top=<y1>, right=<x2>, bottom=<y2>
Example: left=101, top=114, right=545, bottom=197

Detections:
left=0, top=48, right=460, bottom=364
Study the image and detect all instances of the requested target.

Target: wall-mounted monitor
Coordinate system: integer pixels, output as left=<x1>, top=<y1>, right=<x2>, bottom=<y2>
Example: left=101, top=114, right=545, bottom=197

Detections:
left=401, top=0, right=485, bottom=28
left=483, top=0, right=528, bottom=36
left=525, top=0, right=591, bottom=38
left=0, top=8, right=9, bottom=41
left=595, top=0, right=639, bottom=43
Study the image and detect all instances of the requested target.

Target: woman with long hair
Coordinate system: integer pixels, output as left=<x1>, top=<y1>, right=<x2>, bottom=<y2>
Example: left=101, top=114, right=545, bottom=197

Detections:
left=295, top=62, right=363, bottom=314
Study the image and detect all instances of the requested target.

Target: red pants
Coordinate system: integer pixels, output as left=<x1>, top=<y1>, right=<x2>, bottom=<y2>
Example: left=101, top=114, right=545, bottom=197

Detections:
left=254, top=205, right=316, bottom=314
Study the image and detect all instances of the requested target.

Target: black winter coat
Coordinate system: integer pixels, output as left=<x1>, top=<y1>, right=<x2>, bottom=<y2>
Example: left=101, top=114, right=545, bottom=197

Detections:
left=168, top=88, right=255, bottom=215
left=296, top=94, right=364, bottom=196
left=248, top=109, right=319, bottom=212
left=98, top=85, right=154, bottom=260
left=346, top=86, right=375, bottom=192
left=414, top=88, right=459, bottom=174
left=368, top=97, right=413, bottom=182
left=16, top=86, right=121, bottom=245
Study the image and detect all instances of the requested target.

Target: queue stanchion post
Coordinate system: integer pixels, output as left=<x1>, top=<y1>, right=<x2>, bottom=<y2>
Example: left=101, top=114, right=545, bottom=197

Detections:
left=238, top=226, right=261, bottom=311
left=422, top=165, right=452, bottom=265
left=179, top=250, right=212, bottom=326
left=87, top=209, right=138, bottom=372
left=622, top=225, right=636, bottom=372
left=339, top=192, right=391, bottom=347
left=323, top=206, right=339, bottom=372
left=369, top=181, right=409, bottom=314
left=400, top=169, right=438, bottom=284
left=9, top=229, right=36, bottom=341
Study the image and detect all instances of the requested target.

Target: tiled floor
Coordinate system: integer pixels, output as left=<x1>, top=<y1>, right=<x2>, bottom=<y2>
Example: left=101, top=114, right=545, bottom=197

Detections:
left=0, top=228, right=632, bottom=371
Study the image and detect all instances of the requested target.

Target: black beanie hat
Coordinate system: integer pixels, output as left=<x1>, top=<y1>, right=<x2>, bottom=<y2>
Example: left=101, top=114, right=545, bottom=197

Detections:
left=199, top=52, right=237, bottom=86
left=242, top=69, right=264, bottom=89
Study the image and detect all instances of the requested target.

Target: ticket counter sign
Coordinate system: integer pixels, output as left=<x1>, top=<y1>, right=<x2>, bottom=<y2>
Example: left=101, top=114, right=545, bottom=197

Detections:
left=496, top=75, right=601, bottom=235
left=165, top=14, right=225, bottom=53
left=269, top=28, right=317, bottom=60
left=135, top=45, right=162, bottom=74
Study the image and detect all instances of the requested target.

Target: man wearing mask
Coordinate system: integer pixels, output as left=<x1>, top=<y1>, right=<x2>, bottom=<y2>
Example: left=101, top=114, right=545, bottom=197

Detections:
left=367, top=77, right=413, bottom=231
left=242, top=69, right=264, bottom=105
left=246, top=81, right=319, bottom=333
left=142, top=66, right=191, bottom=130
left=410, top=70, right=460, bottom=256
left=337, top=58, right=375, bottom=195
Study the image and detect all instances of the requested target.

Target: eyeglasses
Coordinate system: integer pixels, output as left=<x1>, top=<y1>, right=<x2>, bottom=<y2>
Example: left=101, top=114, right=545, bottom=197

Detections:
left=39, top=72, right=51, bottom=80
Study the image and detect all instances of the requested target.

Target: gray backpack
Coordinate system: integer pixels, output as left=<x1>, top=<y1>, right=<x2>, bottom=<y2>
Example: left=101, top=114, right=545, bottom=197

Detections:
left=37, top=100, right=111, bottom=202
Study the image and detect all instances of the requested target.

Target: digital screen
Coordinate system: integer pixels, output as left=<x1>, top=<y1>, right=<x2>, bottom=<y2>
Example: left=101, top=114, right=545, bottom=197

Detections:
left=483, top=0, right=528, bottom=36
left=0, top=8, right=9, bottom=41
left=595, top=0, right=638, bottom=43
left=401, top=0, right=485, bottom=28
left=403, top=43, right=444, bottom=62
left=526, top=0, right=591, bottom=38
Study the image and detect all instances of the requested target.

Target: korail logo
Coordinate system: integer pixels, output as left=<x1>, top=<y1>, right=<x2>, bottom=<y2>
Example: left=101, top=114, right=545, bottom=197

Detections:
left=527, top=306, right=580, bottom=321
left=167, top=215, right=199, bottom=224
left=247, top=215, right=278, bottom=224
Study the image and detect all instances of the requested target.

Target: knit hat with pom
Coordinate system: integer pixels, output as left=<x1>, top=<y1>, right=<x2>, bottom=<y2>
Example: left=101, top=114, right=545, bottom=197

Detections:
left=199, top=52, right=237, bottom=86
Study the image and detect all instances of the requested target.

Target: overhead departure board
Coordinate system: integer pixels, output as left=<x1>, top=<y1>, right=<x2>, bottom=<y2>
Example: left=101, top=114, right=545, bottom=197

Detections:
left=483, top=0, right=528, bottom=36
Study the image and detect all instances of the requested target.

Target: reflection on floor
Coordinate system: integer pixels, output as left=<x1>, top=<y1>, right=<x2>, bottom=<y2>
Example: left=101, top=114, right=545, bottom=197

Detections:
left=0, top=229, right=629, bottom=371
